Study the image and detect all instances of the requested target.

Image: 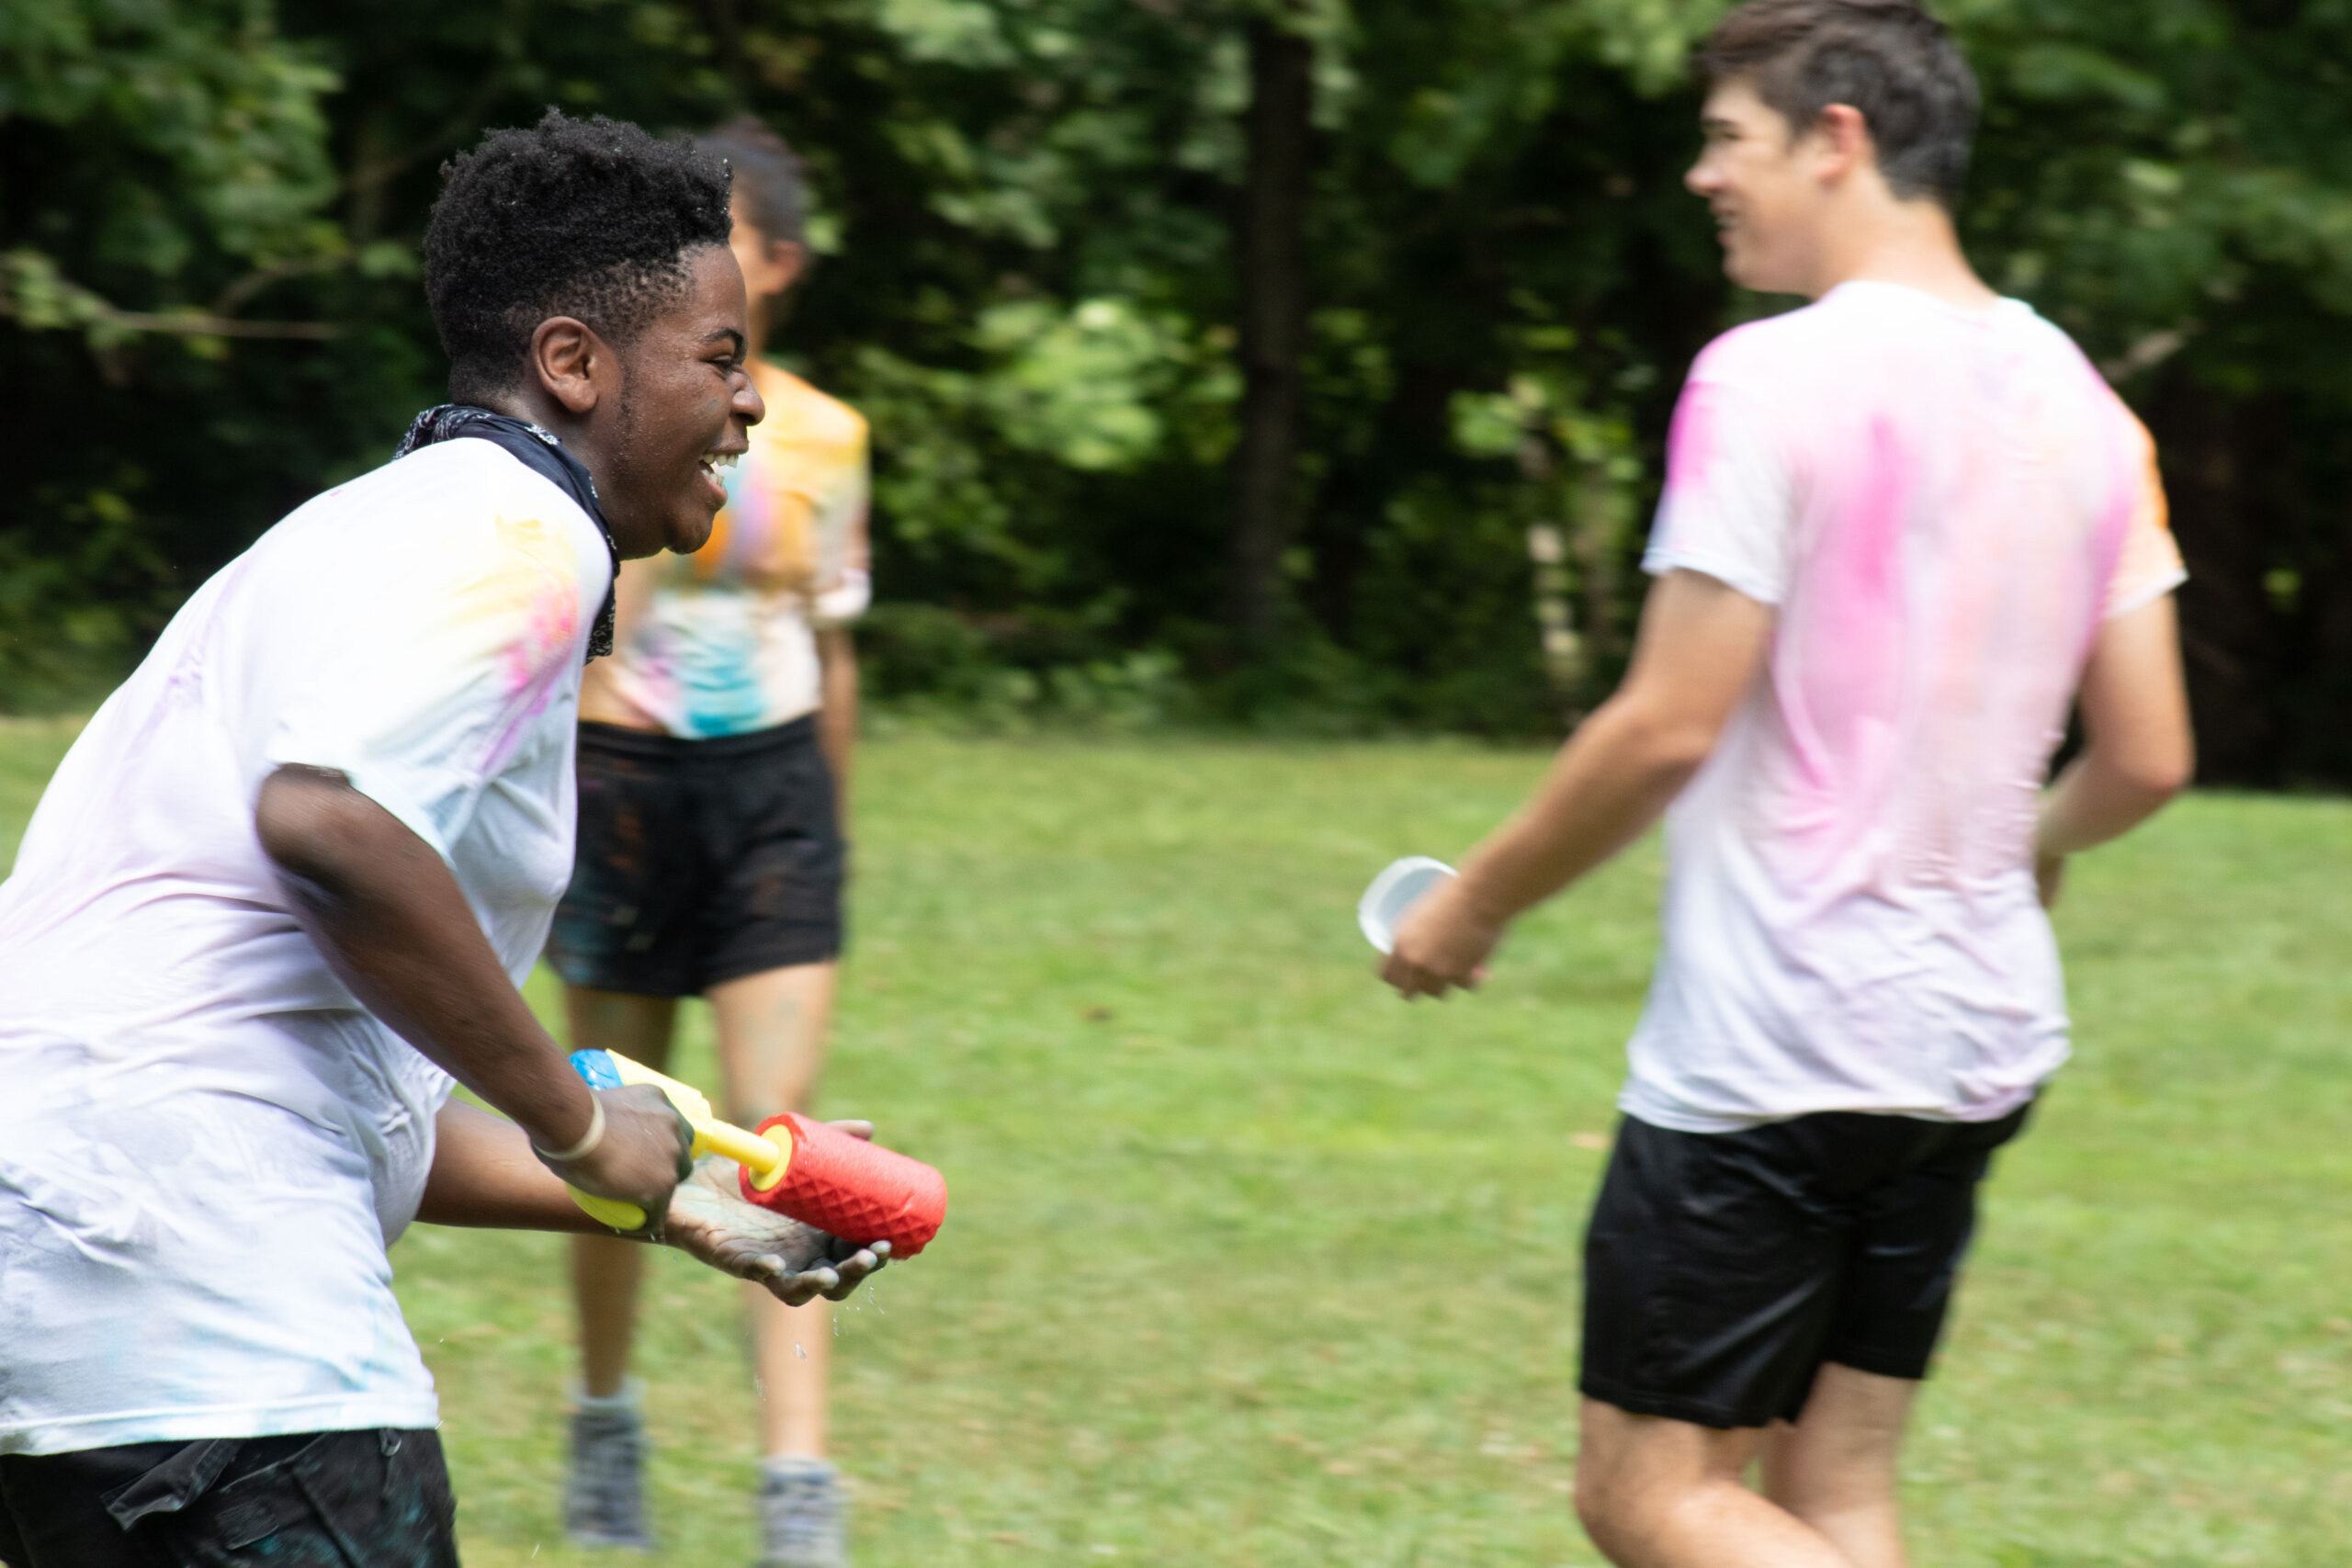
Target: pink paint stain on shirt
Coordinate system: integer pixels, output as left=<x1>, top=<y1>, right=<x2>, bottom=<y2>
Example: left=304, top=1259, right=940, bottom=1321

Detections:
left=1784, top=413, right=1911, bottom=801
left=479, top=515, right=587, bottom=775
left=1664, top=378, right=1723, bottom=496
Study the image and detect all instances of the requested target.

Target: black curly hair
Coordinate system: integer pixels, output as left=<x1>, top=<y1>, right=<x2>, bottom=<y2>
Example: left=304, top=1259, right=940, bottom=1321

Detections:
left=424, top=109, right=734, bottom=401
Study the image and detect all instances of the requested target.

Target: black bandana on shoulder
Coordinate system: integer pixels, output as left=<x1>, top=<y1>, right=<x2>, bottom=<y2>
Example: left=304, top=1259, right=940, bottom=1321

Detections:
left=395, top=404, right=619, bottom=660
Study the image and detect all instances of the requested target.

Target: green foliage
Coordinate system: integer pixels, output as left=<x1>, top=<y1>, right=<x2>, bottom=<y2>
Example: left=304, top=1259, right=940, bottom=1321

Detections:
left=4, top=0, right=2351, bottom=761
left=0, top=0, right=352, bottom=691
left=0, top=0, right=339, bottom=268
left=978, top=298, right=1185, bottom=472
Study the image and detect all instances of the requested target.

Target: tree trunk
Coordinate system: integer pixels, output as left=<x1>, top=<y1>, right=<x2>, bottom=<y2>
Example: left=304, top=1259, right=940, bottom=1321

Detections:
left=1227, top=17, right=1313, bottom=646
left=2309, top=546, right=2352, bottom=784
left=2148, top=377, right=2278, bottom=784
left=695, top=0, right=753, bottom=105
left=1572, top=456, right=1623, bottom=682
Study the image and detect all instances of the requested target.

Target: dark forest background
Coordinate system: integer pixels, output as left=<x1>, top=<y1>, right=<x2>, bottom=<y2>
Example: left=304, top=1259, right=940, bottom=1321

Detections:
left=6, top=0, right=2352, bottom=781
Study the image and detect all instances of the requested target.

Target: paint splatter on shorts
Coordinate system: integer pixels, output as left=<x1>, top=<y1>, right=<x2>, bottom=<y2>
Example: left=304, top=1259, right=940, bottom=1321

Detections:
left=547, top=716, right=845, bottom=997
left=0, top=1427, right=458, bottom=1566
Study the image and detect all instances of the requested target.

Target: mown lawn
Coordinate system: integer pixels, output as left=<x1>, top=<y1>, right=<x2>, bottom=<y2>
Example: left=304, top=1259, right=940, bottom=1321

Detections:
left=4, top=723, right=2349, bottom=1567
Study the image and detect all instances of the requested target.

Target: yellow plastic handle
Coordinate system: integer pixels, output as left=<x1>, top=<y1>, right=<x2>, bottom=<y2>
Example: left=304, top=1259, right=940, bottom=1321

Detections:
left=561, top=1051, right=792, bottom=1230
left=571, top=1190, right=650, bottom=1230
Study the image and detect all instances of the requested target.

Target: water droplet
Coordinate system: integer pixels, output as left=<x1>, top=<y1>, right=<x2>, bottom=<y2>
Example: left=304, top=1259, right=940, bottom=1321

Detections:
left=796, top=1342, right=807, bottom=1359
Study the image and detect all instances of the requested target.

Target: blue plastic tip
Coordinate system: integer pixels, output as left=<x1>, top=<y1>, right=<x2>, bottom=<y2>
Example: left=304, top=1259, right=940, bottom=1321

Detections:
left=569, top=1048, right=623, bottom=1089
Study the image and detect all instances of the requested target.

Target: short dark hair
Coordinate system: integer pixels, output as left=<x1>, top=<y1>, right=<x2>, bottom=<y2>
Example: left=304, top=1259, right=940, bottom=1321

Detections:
left=700, top=115, right=808, bottom=249
left=695, top=116, right=808, bottom=253
left=1699, top=0, right=1978, bottom=206
left=424, top=109, right=733, bottom=400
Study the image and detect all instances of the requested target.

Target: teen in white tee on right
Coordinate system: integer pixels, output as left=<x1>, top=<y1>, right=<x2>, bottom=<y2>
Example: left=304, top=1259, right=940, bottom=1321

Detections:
left=1625, top=277, right=2183, bottom=1134
left=1378, top=5, right=2193, bottom=1567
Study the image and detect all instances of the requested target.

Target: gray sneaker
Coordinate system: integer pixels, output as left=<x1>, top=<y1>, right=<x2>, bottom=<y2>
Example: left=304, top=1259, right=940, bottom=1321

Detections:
left=564, top=1396, right=655, bottom=1551
left=758, top=1458, right=847, bottom=1568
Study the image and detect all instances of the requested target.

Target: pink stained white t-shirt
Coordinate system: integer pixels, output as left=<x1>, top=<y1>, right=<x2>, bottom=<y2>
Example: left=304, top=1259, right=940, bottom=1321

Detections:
left=1623, top=280, right=2185, bottom=1134
left=0, top=437, right=608, bottom=1453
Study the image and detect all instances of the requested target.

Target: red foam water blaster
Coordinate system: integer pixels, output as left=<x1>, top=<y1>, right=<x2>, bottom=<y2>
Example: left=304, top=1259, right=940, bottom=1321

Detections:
left=741, top=1113, right=948, bottom=1258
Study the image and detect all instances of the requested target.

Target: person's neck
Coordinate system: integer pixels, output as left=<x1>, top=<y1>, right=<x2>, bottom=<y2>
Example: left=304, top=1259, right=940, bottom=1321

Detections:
left=1806, top=197, right=1996, bottom=310
left=478, top=387, right=613, bottom=491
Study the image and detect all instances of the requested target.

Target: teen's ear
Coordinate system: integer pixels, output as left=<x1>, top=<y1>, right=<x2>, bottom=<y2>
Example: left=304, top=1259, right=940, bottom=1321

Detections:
left=1811, top=103, right=1874, bottom=186
left=528, top=317, right=614, bottom=416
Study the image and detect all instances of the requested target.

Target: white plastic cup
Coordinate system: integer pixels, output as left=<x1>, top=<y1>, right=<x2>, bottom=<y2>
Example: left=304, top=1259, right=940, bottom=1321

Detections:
left=1358, top=856, right=1457, bottom=955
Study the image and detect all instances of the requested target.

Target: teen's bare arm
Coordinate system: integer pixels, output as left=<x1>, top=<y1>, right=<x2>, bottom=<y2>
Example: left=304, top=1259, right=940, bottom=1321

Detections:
left=1384, top=570, right=1775, bottom=999
left=2034, top=594, right=2194, bottom=906
left=812, top=495, right=869, bottom=827
left=815, top=627, right=858, bottom=829
left=417, top=1100, right=888, bottom=1305
left=256, top=764, right=691, bottom=1211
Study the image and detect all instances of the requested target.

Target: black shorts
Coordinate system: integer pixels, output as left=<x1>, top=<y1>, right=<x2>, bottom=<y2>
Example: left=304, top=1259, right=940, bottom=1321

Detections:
left=1580, top=1102, right=2031, bottom=1429
left=0, top=1428, right=456, bottom=1568
left=547, top=717, right=845, bottom=998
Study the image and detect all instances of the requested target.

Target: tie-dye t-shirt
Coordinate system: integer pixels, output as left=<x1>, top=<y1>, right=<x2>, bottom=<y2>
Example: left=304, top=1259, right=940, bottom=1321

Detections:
left=1623, top=281, right=2185, bottom=1134
left=0, top=438, right=608, bottom=1452
left=600, top=360, right=869, bottom=738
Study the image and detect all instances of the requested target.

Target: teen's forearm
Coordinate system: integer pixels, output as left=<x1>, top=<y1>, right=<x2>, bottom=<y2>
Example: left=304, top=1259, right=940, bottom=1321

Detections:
left=2038, top=595, right=2193, bottom=860
left=2037, top=750, right=2182, bottom=858
left=1453, top=695, right=1714, bottom=922
left=816, top=627, right=858, bottom=830
left=417, top=1100, right=612, bottom=1231
left=256, top=765, right=594, bottom=1151
left=1379, top=571, right=1770, bottom=998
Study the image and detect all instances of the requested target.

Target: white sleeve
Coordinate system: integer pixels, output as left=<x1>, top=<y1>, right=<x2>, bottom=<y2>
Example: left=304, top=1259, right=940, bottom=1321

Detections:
left=809, top=567, right=871, bottom=627
left=808, top=420, right=872, bottom=628
left=261, top=515, right=602, bottom=862
left=1641, top=376, right=1794, bottom=607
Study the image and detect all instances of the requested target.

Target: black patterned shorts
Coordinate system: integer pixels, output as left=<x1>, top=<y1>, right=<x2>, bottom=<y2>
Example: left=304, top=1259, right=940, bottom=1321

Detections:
left=547, top=716, right=845, bottom=997
left=0, top=1427, right=457, bottom=1567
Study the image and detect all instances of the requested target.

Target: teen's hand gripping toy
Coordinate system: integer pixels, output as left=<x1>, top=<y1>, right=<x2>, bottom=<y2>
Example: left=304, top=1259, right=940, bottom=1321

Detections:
left=565, top=1049, right=947, bottom=1257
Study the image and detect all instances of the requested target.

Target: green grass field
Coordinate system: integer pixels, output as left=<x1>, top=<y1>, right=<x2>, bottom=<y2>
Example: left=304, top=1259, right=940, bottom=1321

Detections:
left=5, top=723, right=2350, bottom=1566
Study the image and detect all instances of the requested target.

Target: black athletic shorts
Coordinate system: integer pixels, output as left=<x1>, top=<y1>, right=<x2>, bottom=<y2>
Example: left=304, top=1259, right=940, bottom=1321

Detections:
left=547, top=716, right=845, bottom=998
left=1580, top=1101, right=2031, bottom=1430
left=0, top=1427, right=456, bottom=1568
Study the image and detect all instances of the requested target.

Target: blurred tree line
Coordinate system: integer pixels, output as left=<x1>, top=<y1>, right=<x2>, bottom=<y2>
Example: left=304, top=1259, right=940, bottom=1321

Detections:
left=4, top=0, right=2350, bottom=779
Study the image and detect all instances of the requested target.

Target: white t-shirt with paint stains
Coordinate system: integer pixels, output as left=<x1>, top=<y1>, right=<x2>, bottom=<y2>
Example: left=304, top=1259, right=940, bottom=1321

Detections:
left=1625, top=282, right=2186, bottom=1134
left=0, top=438, right=608, bottom=1454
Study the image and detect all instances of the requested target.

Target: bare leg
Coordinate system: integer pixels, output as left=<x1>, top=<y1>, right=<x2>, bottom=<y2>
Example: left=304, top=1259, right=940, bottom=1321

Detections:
left=564, top=987, right=679, bottom=1398
left=1758, top=1364, right=1917, bottom=1568
left=1575, top=1399, right=1854, bottom=1568
left=710, top=962, right=840, bottom=1458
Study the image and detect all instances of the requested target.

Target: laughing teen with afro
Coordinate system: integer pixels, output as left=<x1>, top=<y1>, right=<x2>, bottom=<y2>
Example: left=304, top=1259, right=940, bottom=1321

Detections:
left=0, top=111, right=886, bottom=1568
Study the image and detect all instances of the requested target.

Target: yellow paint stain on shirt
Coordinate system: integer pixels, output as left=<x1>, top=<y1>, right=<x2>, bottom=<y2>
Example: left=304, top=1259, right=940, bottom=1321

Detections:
left=481, top=513, right=585, bottom=692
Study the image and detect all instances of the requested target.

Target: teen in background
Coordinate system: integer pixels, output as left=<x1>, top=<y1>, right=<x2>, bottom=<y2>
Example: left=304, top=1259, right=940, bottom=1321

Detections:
left=548, top=118, right=873, bottom=1568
